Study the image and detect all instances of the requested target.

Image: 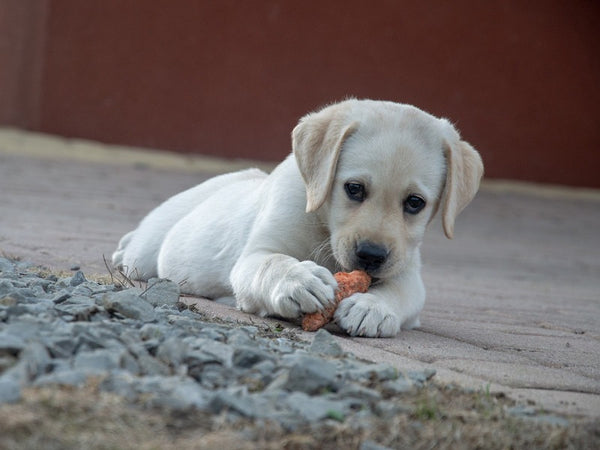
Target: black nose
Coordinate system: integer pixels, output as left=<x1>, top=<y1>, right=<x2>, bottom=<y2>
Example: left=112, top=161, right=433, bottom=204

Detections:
left=355, top=242, right=388, bottom=271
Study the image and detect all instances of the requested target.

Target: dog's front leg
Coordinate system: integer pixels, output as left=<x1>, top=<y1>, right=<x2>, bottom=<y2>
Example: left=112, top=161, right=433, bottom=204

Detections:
left=230, top=252, right=337, bottom=319
left=334, top=271, right=425, bottom=337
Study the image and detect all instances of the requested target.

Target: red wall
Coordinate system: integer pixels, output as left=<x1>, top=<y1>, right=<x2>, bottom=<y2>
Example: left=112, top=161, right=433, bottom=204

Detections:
left=2, top=1, right=599, bottom=187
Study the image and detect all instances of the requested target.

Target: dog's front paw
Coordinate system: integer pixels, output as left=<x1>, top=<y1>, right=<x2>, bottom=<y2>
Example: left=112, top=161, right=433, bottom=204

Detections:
left=334, top=293, right=400, bottom=337
left=271, top=261, right=337, bottom=318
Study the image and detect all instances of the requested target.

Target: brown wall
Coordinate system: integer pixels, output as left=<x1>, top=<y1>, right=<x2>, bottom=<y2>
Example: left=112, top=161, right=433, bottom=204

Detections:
left=2, top=1, right=599, bottom=187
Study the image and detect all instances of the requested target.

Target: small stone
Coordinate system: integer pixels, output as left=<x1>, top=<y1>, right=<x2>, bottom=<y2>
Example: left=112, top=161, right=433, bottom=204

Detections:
left=0, top=355, right=18, bottom=372
left=347, top=363, right=399, bottom=382
left=155, top=379, right=213, bottom=410
left=507, top=405, right=537, bottom=417
left=137, top=354, right=171, bottom=376
left=407, top=368, right=436, bottom=384
left=46, top=335, right=78, bottom=358
left=139, top=323, right=168, bottom=341
left=0, top=333, right=27, bottom=356
left=374, top=400, right=413, bottom=418
left=73, top=348, right=138, bottom=375
left=0, top=258, right=16, bottom=275
left=209, top=390, right=258, bottom=418
left=0, top=280, right=15, bottom=297
left=142, top=278, right=180, bottom=307
left=156, top=337, right=188, bottom=367
left=338, top=383, right=382, bottom=402
left=285, top=391, right=348, bottom=422
left=98, top=371, right=137, bottom=399
left=20, top=341, right=52, bottom=380
left=227, top=328, right=254, bottom=346
left=283, top=354, right=339, bottom=394
left=51, top=290, right=71, bottom=304
left=184, top=338, right=233, bottom=367
left=0, top=376, right=21, bottom=404
left=55, top=295, right=100, bottom=320
left=69, top=271, right=87, bottom=287
left=232, top=346, right=273, bottom=368
left=102, top=290, right=156, bottom=322
left=34, top=369, right=88, bottom=387
left=309, top=329, right=344, bottom=357
left=381, top=378, right=414, bottom=395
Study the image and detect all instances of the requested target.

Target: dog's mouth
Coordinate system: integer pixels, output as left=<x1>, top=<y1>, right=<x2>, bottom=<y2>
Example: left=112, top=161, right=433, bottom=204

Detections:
left=369, top=276, right=381, bottom=286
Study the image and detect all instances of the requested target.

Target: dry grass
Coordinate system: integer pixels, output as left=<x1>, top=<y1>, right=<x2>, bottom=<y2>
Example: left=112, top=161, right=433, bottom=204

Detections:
left=1, top=380, right=597, bottom=450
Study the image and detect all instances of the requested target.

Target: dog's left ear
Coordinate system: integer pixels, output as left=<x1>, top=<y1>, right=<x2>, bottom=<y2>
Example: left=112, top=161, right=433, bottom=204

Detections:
left=293, top=104, right=357, bottom=212
left=440, top=139, right=484, bottom=239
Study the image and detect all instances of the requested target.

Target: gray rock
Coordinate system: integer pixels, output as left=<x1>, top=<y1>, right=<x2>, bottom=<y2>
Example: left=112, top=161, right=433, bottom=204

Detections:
left=73, top=348, right=139, bottom=375
left=337, top=383, right=382, bottom=402
left=98, top=371, right=138, bottom=399
left=0, top=376, right=22, bottom=404
left=209, top=390, right=259, bottom=418
left=142, top=278, right=180, bottom=307
left=184, top=338, right=233, bottom=367
left=102, top=290, right=156, bottom=322
left=55, top=295, right=100, bottom=320
left=51, top=289, right=71, bottom=304
left=381, top=377, right=414, bottom=395
left=283, top=354, right=339, bottom=394
left=347, top=362, right=399, bottom=382
left=374, top=400, right=413, bottom=418
left=233, top=345, right=274, bottom=368
left=194, top=362, right=228, bottom=388
left=139, top=323, right=168, bottom=341
left=46, top=334, right=78, bottom=358
left=0, top=355, right=18, bottom=372
left=1, top=290, right=26, bottom=305
left=227, top=328, right=254, bottom=347
left=506, top=404, right=537, bottom=417
left=407, top=368, right=436, bottom=385
left=155, top=379, right=213, bottom=410
left=156, top=337, right=188, bottom=367
left=72, top=280, right=115, bottom=296
left=34, top=369, right=88, bottom=387
left=0, top=333, right=27, bottom=356
left=308, top=329, right=344, bottom=357
left=0, top=258, right=16, bottom=275
left=69, top=270, right=87, bottom=287
left=0, top=279, right=16, bottom=297
left=20, top=341, right=52, bottom=380
left=137, top=353, right=172, bottom=376
left=285, top=391, right=349, bottom=422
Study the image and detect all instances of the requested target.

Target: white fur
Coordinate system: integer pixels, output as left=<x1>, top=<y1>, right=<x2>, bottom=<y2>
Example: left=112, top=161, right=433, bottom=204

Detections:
left=112, top=99, right=483, bottom=337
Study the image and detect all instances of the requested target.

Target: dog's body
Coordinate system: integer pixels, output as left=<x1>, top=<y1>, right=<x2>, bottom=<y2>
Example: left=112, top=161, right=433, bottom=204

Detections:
left=112, top=99, right=483, bottom=337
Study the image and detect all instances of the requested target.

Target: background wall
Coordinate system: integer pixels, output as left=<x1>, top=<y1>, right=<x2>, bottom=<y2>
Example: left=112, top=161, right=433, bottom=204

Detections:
left=1, top=0, right=599, bottom=187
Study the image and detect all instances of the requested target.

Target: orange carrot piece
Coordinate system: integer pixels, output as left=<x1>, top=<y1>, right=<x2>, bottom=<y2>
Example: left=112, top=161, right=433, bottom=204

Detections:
left=301, top=270, right=372, bottom=331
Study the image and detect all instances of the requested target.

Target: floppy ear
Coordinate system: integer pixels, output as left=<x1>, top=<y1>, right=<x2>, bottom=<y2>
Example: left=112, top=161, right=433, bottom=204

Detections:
left=292, top=105, right=357, bottom=212
left=441, top=140, right=484, bottom=239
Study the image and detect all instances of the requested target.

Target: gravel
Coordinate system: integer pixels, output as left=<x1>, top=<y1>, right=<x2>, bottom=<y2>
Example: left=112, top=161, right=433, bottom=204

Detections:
left=0, top=256, right=438, bottom=430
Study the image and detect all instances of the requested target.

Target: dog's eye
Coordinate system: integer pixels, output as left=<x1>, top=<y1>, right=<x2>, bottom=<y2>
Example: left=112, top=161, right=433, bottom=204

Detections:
left=404, top=195, right=426, bottom=214
left=344, top=182, right=366, bottom=202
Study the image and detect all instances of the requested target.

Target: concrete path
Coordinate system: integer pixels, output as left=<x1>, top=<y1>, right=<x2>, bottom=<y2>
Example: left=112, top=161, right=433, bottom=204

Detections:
left=1, top=128, right=599, bottom=417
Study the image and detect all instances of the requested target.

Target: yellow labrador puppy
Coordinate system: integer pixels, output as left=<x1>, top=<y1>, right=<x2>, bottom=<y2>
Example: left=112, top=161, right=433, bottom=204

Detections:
left=112, top=99, right=483, bottom=337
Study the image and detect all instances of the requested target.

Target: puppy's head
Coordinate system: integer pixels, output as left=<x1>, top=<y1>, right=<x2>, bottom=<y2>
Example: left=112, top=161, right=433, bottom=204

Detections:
left=293, top=99, right=483, bottom=278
